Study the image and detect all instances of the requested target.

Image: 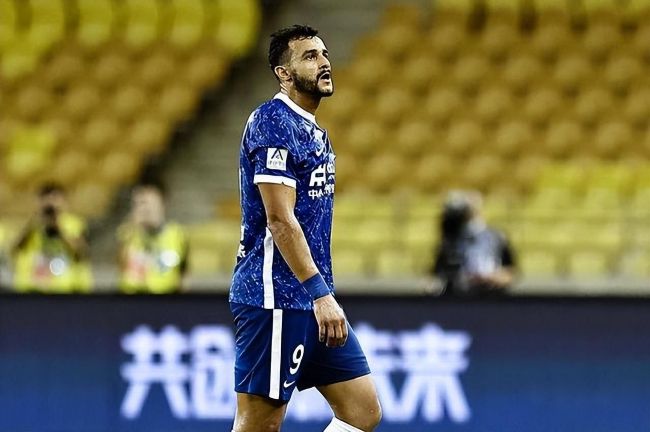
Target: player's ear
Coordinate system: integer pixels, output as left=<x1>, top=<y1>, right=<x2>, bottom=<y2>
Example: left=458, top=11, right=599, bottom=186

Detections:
left=274, top=65, right=292, bottom=84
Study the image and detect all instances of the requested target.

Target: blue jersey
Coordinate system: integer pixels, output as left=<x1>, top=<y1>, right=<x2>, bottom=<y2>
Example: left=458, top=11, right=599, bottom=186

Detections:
left=230, top=92, right=336, bottom=311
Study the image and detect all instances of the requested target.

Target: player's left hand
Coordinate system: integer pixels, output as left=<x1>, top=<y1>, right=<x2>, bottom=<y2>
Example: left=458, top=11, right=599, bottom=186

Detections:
left=313, top=294, right=348, bottom=348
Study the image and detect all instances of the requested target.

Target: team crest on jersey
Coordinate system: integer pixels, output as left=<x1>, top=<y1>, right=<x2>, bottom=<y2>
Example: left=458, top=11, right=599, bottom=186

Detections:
left=267, top=147, right=288, bottom=171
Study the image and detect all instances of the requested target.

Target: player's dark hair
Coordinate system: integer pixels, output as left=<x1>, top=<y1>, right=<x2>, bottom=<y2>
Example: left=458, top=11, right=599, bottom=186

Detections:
left=268, top=25, right=319, bottom=77
left=38, top=182, right=64, bottom=197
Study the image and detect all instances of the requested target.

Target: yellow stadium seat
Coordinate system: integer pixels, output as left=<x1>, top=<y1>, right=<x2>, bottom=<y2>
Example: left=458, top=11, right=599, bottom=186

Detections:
left=523, top=86, right=563, bottom=127
left=125, top=116, right=170, bottom=156
left=513, top=155, right=550, bottom=193
left=318, top=86, right=364, bottom=126
left=623, top=87, right=650, bottom=130
left=50, top=150, right=90, bottom=186
left=474, top=86, right=514, bottom=127
left=344, top=118, right=386, bottom=159
left=553, top=53, right=592, bottom=94
left=332, top=248, right=367, bottom=276
left=604, top=55, right=643, bottom=95
left=168, top=0, right=205, bottom=51
left=189, top=248, right=221, bottom=275
left=347, top=55, right=391, bottom=92
left=428, top=24, right=467, bottom=63
left=633, top=22, right=650, bottom=60
left=582, top=0, right=619, bottom=24
left=0, top=0, right=17, bottom=51
left=530, top=23, right=573, bottom=63
left=69, top=181, right=113, bottom=218
left=403, top=217, right=438, bottom=252
left=479, top=23, right=518, bottom=63
left=376, top=250, right=414, bottom=277
left=81, top=117, right=120, bottom=154
left=452, top=54, right=491, bottom=94
left=413, top=155, right=455, bottom=195
left=111, top=85, right=148, bottom=122
left=582, top=21, right=621, bottom=63
left=502, top=54, right=543, bottom=95
left=533, top=0, right=572, bottom=25
left=26, top=0, right=66, bottom=54
left=573, top=87, right=614, bottom=127
left=376, top=23, right=421, bottom=61
left=444, top=119, right=483, bottom=157
left=622, top=0, right=650, bottom=25
left=372, top=86, right=413, bottom=125
left=519, top=250, right=558, bottom=277
left=99, top=152, right=140, bottom=187
left=62, top=83, right=101, bottom=122
left=567, top=250, right=611, bottom=279
left=593, top=121, right=633, bottom=159
left=462, top=155, right=503, bottom=190
left=494, top=120, right=532, bottom=159
left=484, top=0, right=522, bottom=26
left=619, top=251, right=650, bottom=278
left=380, top=3, right=422, bottom=27
left=77, top=0, right=115, bottom=51
left=43, top=115, right=74, bottom=149
left=14, top=84, right=53, bottom=120
left=137, top=50, right=177, bottom=89
left=400, top=53, right=444, bottom=93
left=120, top=0, right=162, bottom=51
left=536, top=164, right=586, bottom=191
left=393, top=119, right=434, bottom=159
left=424, top=88, right=463, bottom=126
left=91, top=50, right=131, bottom=89
left=184, top=46, right=229, bottom=90
left=5, top=126, right=57, bottom=185
left=366, top=154, right=406, bottom=194
left=587, top=164, right=634, bottom=195
left=44, top=47, right=86, bottom=89
left=0, top=40, right=40, bottom=82
left=434, top=0, right=476, bottom=26
left=543, top=120, right=583, bottom=159
left=206, top=0, right=260, bottom=59
left=332, top=154, right=357, bottom=193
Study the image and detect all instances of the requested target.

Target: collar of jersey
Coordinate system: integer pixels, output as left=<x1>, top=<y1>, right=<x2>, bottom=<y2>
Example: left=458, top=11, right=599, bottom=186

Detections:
left=274, top=92, right=318, bottom=125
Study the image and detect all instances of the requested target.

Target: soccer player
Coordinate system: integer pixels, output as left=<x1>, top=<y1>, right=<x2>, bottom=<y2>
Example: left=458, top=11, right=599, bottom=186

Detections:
left=229, top=25, right=382, bottom=432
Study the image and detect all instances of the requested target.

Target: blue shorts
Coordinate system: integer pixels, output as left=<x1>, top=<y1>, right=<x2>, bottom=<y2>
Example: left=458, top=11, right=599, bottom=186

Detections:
left=230, top=302, right=371, bottom=402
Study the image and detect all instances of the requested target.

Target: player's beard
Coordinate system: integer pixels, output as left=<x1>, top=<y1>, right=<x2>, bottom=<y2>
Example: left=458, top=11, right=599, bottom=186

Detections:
left=292, top=71, right=333, bottom=98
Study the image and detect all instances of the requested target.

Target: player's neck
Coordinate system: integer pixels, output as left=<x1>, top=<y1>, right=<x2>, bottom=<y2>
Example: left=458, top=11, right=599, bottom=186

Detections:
left=281, top=88, right=320, bottom=115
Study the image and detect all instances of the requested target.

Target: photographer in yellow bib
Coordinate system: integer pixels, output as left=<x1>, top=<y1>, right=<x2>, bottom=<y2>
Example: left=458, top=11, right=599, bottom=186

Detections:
left=118, top=180, right=189, bottom=294
left=12, top=183, right=92, bottom=293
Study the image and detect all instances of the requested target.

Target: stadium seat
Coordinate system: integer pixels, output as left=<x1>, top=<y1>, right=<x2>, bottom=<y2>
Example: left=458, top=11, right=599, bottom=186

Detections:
left=523, top=86, right=563, bottom=128
left=0, top=0, right=17, bottom=52
left=536, top=164, right=586, bottom=192
left=376, top=250, right=414, bottom=276
left=424, top=88, right=463, bottom=126
left=633, top=22, right=650, bottom=60
left=530, top=23, right=573, bottom=63
left=44, top=47, right=86, bottom=89
left=365, top=153, right=406, bottom=194
left=463, top=155, right=504, bottom=191
left=14, top=84, right=53, bottom=121
left=0, top=40, right=40, bottom=82
left=582, top=21, right=621, bottom=63
left=553, top=53, right=592, bottom=94
left=619, top=251, right=650, bottom=278
left=168, top=0, right=205, bottom=51
left=50, top=150, right=90, bottom=186
left=120, top=0, right=161, bottom=51
left=412, top=154, right=455, bottom=195
left=593, top=121, right=633, bottom=159
left=184, top=45, right=229, bottom=91
left=62, top=83, right=102, bottom=122
left=26, top=0, right=66, bottom=54
left=567, top=250, right=611, bottom=279
left=125, top=116, right=170, bottom=156
left=375, top=23, right=421, bottom=61
left=332, top=248, right=367, bottom=276
left=76, top=0, right=115, bottom=51
left=393, top=119, right=434, bottom=159
left=502, top=54, right=544, bottom=95
left=380, top=3, right=422, bottom=27
left=519, top=250, right=558, bottom=277
left=479, top=23, right=518, bottom=63
left=400, top=53, right=444, bottom=93
left=445, top=119, right=483, bottom=157
left=372, top=86, right=413, bottom=125
left=493, top=120, right=533, bottom=159
left=5, top=126, right=57, bottom=185
left=206, top=0, right=260, bottom=59
left=582, top=0, right=619, bottom=24
left=604, top=55, right=643, bottom=95
left=623, top=87, right=650, bottom=130
left=81, top=116, right=120, bottom=154
left=137, top=49, right=177, bottom=89
left=110, top=85, right=149, bottom=122
left=474, top=86, right=514, bottom=127
left=452, top=54, right=491, bottom=94
left=573, top=87, right=614, bottom=127
left=433, top=0, right=476, bottom=26
left=69, top=181, right=113, bottom=218
left=344, top=118, right=386, bottom=159
left=428, top=24, right=467, bottom=62
left=91, top=50, right=131, bottom=89
left=99, top=152, right=140, bottom=187
left=543, top=120, right=583, bottom=159
left=346, top=54, right=391, bottom=92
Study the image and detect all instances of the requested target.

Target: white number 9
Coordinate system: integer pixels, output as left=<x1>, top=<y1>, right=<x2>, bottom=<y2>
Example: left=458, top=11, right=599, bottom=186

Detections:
left=289, top=344, right=305, bottom=374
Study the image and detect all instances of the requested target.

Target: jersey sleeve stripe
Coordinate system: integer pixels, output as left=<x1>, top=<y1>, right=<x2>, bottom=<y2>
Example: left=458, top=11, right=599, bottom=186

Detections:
left=254, top=174, right=297, bottom=189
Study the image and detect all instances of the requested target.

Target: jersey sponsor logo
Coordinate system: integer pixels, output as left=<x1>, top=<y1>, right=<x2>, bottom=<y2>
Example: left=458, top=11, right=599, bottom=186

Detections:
left=267, top=148, right=288, bottom=171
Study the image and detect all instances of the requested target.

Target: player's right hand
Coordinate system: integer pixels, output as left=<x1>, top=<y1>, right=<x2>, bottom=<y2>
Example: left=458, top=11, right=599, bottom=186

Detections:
left=313, top=294, right=348, bottom=348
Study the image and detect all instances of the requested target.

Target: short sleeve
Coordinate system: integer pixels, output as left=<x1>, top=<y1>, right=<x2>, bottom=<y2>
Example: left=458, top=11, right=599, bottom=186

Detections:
left=246, top=107, right=303, bottom=189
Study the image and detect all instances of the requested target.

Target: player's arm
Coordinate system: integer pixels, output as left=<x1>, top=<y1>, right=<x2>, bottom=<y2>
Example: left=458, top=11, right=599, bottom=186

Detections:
left=258, top=182, right=348, bottom=347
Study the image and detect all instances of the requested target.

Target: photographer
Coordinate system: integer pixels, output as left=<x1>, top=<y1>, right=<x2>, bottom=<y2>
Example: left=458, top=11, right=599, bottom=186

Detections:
left=432, top=191, right=516, bottom=297
left=11, top=183, right=92, bottom=293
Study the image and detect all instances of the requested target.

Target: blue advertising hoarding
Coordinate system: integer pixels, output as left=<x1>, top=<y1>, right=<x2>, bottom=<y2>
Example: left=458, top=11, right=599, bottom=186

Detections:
left=1, top=294, right=649, bottom=431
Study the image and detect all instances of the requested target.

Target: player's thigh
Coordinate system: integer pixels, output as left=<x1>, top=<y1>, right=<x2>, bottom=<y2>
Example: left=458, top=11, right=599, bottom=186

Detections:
left=317, top=375, right=382, bottom=431
left=234, top=393, right=287, bottom=432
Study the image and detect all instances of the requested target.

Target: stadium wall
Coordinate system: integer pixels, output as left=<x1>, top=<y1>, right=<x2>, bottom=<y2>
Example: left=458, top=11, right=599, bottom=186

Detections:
left=1, top=295, right=649, bottom=431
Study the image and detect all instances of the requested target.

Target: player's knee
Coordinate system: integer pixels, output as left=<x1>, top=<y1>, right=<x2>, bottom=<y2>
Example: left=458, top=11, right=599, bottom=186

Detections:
left=338, top=398, right=382, bottom=431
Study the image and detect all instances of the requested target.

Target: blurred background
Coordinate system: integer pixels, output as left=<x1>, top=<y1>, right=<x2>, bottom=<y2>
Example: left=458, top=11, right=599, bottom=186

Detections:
left=1, top=0, right=650, bottom=430
left=2, top=0, right=650, bottom=296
